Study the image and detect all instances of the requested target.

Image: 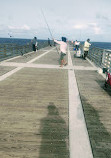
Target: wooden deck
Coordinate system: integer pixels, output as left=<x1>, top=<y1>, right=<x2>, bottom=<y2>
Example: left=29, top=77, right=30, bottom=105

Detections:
left=70, top=46, right=111, bottom=158
left=0, top=47, right=69, bottom=158
left=0, top=45, right=110, bottom=158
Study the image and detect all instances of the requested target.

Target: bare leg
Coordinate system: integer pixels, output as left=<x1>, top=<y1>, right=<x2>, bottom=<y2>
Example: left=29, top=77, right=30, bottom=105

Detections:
left=60, top=60, right=64, bottom=67
left=63, top=59, right=67, bottom=65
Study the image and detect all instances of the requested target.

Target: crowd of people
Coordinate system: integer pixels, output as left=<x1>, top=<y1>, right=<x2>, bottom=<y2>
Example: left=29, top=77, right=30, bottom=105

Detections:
left=31, top=36, right=91, bottom=67
left=72, top=39, right=91, bottom=59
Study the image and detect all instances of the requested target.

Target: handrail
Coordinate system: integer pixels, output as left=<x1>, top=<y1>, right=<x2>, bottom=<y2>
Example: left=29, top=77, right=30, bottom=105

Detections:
left=0, top=40, right=49, bottom=61
left=81, top=44, right=111, bottom=72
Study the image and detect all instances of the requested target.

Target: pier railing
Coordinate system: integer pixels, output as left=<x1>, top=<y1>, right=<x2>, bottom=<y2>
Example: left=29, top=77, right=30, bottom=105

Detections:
left=0, top=43, right=32, bottom=60
left=88, top=47, right=111, bottom=72
left=75, top=44, right=111, bottom=73
left=0, top=40, right=49, bottom=61
left=88, top=47, right=104, bottom=67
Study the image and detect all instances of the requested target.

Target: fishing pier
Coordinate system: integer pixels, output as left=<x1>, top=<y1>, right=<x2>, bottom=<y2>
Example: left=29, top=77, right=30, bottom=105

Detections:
left=0, top=44, right=111, bottom=158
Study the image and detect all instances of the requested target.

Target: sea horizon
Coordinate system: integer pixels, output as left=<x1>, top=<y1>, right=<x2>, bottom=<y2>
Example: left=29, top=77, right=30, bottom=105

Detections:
left=1, top=37, right=111, bottom=43
left=0, top=37, right=111, bottom=50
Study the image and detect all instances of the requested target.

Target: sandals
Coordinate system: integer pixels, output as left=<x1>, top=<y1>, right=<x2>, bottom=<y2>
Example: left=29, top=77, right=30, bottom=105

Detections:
left=64, top=63, right=67, bottom=66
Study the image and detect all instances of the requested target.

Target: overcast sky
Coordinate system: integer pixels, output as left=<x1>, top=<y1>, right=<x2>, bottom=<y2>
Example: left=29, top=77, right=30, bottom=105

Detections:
left=0, top=0, right=111, bottom=41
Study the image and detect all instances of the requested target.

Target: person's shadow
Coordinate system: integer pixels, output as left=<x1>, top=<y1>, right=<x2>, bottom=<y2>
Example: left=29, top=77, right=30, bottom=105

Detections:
left=39, top=102, right=69, bottom=158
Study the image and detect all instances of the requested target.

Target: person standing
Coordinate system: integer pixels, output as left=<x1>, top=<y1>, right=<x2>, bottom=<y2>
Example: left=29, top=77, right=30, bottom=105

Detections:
left=83, top=39, right=91, bottom=60
left=54, top=37, right=67, bottom=67
left=48, top=38, right=52, bottom=46
left=74, top=40, right=80, bottom=51
left=32, top=37, right=38, bottom=52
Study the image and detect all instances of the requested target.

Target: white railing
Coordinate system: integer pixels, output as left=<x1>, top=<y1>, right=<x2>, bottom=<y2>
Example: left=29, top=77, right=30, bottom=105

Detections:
left=88, top=47, right=111, bottom=72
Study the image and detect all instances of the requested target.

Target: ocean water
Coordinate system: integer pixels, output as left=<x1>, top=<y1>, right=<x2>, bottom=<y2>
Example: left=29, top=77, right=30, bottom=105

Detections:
left=91, top=42, right=111, bottom=50
left=79, top=41, right=111, bottom=50
left=0, top=38, right=47, bottom=45
left=0, top=38, right=111, bottom=50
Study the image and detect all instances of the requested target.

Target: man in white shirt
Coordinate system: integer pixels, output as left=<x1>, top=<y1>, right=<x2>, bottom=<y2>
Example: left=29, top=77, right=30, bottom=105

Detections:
left=54, top=37, right=67, bottom=67
left=83, top=39, right=91, bottom=59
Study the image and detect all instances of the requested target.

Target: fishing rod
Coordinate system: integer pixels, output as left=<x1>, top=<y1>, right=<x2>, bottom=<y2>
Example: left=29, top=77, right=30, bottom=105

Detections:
left=41, top=9, right=59, bottom=54
left=41, top=9, right=53, bottom=39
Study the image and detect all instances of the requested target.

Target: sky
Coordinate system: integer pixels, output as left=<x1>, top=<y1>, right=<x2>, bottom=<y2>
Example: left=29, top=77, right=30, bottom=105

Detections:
left=0, top=0, right=111, bottom=42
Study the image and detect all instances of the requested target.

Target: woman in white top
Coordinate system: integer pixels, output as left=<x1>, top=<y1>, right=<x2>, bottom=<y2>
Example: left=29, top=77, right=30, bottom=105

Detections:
left=54, top=37, right=67, bottom=67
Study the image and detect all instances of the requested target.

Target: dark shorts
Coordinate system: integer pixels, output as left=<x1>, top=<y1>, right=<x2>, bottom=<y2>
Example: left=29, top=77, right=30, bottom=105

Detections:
left=83, top=51, right=88, bottom=59
left=33, top=44, right=36, bottom=51
left=60, top=52, right=66, bottom=60
left=84, top=51, right=88, bottom=56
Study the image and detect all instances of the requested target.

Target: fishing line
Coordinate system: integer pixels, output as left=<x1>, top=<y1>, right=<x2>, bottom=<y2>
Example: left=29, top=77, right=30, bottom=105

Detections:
left=41, top=8, right=53, bottom=39
left=41, top=8, right=59, bottom=54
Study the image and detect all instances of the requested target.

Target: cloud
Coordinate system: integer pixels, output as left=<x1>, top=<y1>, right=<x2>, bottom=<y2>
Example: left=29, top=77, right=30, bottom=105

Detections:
left=93, top=26, right=102, bottom=34
left=8, top=24, right=30, bottom=30
left=88, top=23, right=97, bottom=27
left=22, top=25, right=30, bottom=30
left=73, top=24, right=88, bottom=29
left=0, top=24, right=8, bottom=30
left=96, top=13, right=109, bottom=21
left=72, top=22, right=102, bottom=35
left=88, top=23, right=102, bottom=34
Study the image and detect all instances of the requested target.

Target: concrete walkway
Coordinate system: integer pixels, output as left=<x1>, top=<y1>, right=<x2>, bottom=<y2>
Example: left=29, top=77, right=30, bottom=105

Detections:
left=0, top=45, right=111, bottom=158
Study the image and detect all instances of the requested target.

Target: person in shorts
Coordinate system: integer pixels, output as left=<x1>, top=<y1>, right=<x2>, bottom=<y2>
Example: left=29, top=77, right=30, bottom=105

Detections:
left=54, top=37, right=67, bottom=67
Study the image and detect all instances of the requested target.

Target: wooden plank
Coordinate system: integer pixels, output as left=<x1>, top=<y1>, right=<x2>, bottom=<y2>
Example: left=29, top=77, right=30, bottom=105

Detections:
left=74, top=70, right=111, bottom=158
left=0, top=68, right=69, bottom=158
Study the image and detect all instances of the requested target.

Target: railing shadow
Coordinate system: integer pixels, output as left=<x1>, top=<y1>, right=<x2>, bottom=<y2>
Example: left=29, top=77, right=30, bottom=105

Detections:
left=95, top=79, right=111, bottom=96
left=80, top=95, right=111, bottom=158
left=39, top=102, right=69, bottom=158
